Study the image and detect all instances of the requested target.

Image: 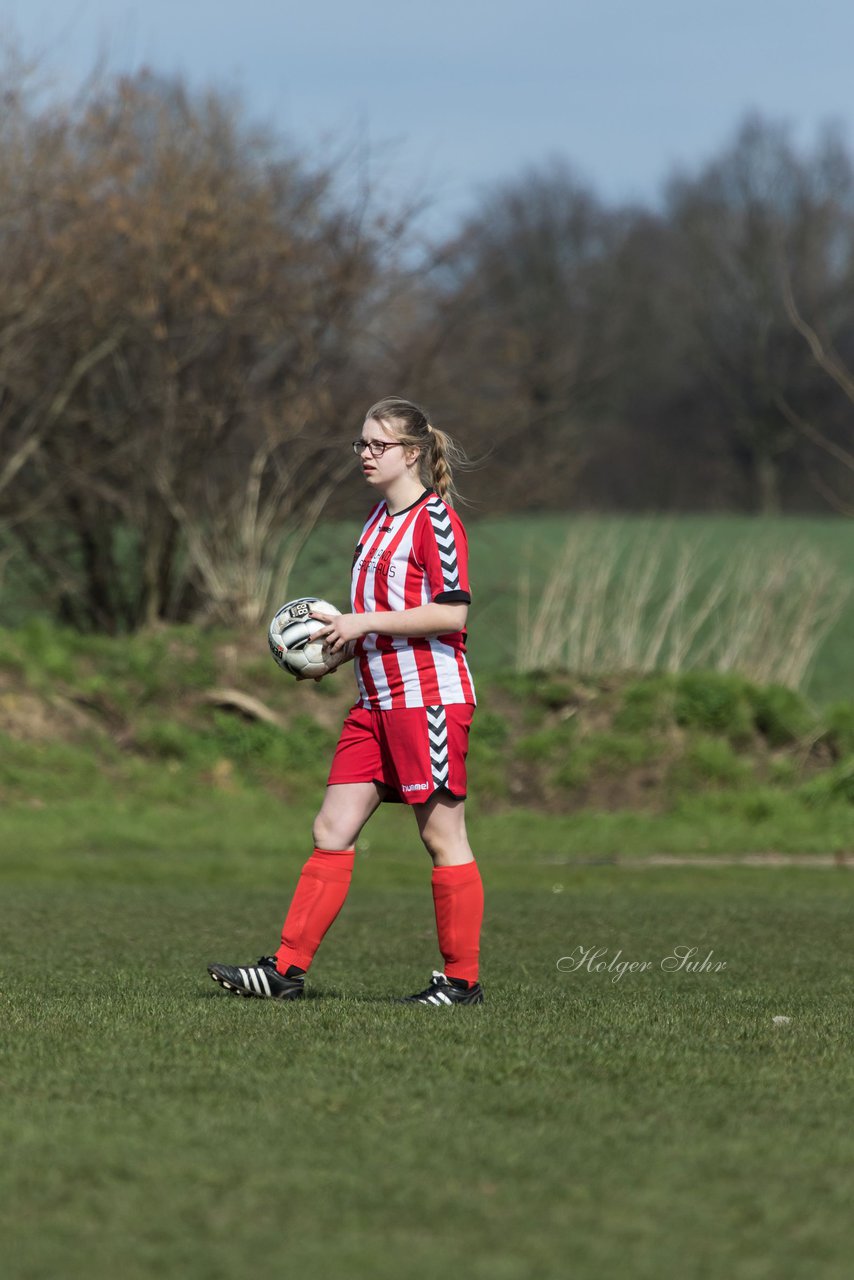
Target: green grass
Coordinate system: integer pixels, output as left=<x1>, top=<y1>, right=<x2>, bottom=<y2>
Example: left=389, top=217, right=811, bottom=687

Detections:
left=5, top=515, right=854, bottom=702
left=3, top=515, right=853, bottom=1277
left=3, top=659, right=854, bottom=865
left=292, top=513, right=854, bottom=705
left=3, top=865, right=853, bottom=1280
left=2, top=783, right=854, bottom=896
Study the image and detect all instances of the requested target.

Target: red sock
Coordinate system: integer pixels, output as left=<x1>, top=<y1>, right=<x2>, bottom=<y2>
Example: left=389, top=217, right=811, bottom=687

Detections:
left=275, top=847, right=355, bottom=974
left=431, top=861, right=484, bottom=985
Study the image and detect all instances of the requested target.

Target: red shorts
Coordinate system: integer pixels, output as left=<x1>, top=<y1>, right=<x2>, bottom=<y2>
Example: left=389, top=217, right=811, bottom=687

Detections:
left=327, top=703, right=475, bottom=805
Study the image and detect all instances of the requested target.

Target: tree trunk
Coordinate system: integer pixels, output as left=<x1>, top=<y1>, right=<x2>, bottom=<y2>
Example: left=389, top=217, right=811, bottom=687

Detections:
left=755, top=450, right=782, bottom=516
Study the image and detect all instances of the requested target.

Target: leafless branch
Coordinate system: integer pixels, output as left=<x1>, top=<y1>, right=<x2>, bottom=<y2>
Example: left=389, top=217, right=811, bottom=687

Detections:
left=782, top=271, right=854, bottom=405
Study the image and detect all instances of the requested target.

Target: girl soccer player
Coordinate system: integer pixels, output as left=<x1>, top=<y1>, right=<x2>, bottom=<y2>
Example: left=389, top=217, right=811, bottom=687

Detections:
left=208, top=397, right=484, bottom=1006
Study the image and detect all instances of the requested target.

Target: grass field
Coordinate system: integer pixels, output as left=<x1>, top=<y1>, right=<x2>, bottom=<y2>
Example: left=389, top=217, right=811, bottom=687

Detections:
left=3, top=512, right=854, bottom=1277
left=4, top=858, right=853, bottom=1280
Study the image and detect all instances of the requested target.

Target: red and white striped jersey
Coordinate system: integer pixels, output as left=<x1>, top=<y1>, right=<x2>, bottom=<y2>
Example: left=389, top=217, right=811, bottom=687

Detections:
left=350, top=488, right=476, bottom=710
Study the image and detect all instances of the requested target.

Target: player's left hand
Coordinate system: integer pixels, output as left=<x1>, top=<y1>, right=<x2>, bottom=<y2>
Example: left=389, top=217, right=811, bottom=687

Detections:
left=311, top=610, right=365, bottom=654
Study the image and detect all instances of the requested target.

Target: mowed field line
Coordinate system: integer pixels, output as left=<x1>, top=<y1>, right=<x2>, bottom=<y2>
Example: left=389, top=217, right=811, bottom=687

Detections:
left=541, top=853, right=854, bottom=867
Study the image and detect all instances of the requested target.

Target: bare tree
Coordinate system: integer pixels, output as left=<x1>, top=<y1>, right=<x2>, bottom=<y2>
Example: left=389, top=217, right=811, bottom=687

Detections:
left=0, top=67, right=412, bottom=630
left=780, top=275, right=854, bottom=515
left=664, top=115, right=854, bottom=514
left=413, top=162, right=622, bottom=507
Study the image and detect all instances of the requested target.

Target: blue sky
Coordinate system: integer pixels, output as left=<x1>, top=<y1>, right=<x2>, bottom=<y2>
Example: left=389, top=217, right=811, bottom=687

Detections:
left=4, top=0, right=854, bottom=231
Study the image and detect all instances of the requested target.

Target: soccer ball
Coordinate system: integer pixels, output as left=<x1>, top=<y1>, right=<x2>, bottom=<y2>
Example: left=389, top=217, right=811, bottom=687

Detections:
left=268, top=596, right=345, bottom=679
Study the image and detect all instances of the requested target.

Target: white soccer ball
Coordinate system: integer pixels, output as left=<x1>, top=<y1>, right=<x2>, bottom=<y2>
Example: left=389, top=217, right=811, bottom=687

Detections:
left=268, top=596, right=345, bottom=679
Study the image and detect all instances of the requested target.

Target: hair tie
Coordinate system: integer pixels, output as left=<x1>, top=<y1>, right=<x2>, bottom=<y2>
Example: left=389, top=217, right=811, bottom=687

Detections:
left=426, top=423, right=433, bottom=433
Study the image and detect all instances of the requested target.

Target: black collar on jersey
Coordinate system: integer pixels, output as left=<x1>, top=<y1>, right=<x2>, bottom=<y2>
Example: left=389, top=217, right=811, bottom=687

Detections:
left=383, top=488, right=434, bottom=519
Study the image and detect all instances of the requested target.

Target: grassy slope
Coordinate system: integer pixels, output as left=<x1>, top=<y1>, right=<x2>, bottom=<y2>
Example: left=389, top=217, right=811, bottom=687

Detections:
left=2, top=622, right=854, bottom=859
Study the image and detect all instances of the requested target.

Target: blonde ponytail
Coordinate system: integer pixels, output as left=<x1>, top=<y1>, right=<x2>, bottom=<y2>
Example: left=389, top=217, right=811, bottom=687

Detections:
left=365, top=396, right=469, bottom=507
left=425, top=425, right=467, bottom=506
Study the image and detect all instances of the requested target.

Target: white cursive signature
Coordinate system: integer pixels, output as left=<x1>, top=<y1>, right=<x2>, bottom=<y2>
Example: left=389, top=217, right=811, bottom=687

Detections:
left=556, top=944, right=727, bottom=982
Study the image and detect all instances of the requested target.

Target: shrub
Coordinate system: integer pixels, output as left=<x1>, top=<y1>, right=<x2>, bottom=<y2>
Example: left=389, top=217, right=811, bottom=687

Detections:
left=768, top=757, right=798, bottom=787
left=473, top=711, right=511, bottom=748
left=209, top=711, right=333, bottom=775
left=613, top=677, right=676, bottom=733
left=466, top=740, right=508, bottom=800
left=84, top=627, right=219, bottom=702
left=492, top=671, right=582, bottom=711
left=823, top=703, right=854, bottom=759
left=748, top=684, right=814, bottom=747
left=582, top=732, right=654, bottom=772
left=467, top=712, right=512, bottom=801
left=135, top=720, right=211, bottom=764
left=552, top=753, right=592, bottom=790
left=516, top=722, right=576, bottom=762
left=673, top=673, right=754, bottom=744
left=670, top=737, right=751, bottom=790
left=15, top=619, right=78, bottom=687
left=798, top=758, right=854, bottom=807
left=738, top=789, right=784, bottom=823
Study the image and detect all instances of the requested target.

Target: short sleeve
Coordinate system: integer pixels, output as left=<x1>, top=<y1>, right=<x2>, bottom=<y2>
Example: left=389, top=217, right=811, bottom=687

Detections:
left=415, top=500, right=471, bottom=604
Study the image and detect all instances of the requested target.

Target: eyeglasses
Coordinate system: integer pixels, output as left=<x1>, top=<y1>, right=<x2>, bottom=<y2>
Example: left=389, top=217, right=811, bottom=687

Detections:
left=352, top=439, right=405, bottom=458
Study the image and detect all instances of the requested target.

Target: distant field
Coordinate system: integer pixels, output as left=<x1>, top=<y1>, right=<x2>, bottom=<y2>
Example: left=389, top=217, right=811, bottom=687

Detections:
left=2, top=514, right=853, bottom=701
left=294, top=514, right=854, bottom=705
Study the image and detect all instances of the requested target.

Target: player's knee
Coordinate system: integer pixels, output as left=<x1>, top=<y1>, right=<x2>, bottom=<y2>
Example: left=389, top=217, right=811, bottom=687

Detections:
left=418, top=824, right=474, bottom=866
left=419, top=828, right=455, bottom=863
left=313, top=813, right=351, bottom=850
left=418, top=829, right=440, bottom=859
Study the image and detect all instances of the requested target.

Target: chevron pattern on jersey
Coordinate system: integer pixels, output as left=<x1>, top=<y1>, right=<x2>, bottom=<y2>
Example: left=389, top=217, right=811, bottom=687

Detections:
left=426, top=705, right=449, bottom=788
left=427, top=501, right=460, bottom=590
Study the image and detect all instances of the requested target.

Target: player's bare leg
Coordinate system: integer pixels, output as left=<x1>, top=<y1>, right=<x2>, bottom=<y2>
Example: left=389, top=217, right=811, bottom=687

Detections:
left=414, top=791, right=474, bottom=866
left=313, top=781, right=385, bottom=850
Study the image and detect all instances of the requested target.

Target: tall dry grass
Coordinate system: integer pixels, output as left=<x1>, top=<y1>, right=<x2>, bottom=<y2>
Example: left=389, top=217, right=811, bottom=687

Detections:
left=519, top=524, right=850, bottom=689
